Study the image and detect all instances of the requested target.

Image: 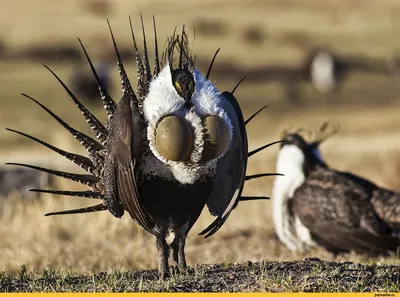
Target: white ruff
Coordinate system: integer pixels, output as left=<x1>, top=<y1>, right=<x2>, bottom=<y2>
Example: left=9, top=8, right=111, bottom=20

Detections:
left=311, top=51, right=336, bottom=94
left=272, top=145, right=307, bottom=251
left=141, top=65, right=232, bottom=184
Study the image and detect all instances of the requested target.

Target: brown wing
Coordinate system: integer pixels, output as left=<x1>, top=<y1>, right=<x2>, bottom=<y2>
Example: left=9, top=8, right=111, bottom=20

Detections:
left=304, top=222, right=399, bottom=254
left=105, top=94, right=160, bottom=236
left=371, top=188, right=400, bottom=230
left=199, top=91, right=247, bottom=238
left=292, top=167, right=399, bottom=253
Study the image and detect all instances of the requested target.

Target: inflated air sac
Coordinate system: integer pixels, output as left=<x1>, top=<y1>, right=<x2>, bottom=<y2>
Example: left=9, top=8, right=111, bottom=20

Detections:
left=202, top=115, right=230, bottom=161
left=155, top=116, right=194, bottom=161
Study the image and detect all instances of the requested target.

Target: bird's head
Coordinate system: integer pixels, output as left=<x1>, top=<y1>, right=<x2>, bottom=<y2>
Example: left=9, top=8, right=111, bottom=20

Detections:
left=171, top=68, right=195, bottom=107
left=277, top=123, right=338, bottom=177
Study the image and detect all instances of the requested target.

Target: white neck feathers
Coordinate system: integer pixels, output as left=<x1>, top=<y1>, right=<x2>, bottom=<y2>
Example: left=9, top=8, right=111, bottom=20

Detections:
left=272, top=145, right=306, bottom=251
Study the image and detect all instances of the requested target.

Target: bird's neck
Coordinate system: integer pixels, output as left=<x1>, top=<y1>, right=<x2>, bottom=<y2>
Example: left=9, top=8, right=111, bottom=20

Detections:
left=272, top=145, right=306, bottom=250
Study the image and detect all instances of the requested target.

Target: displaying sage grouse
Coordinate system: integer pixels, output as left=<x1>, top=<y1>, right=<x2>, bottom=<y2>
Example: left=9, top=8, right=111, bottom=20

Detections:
left=7, top=16, right=277, bottom=278
left=272, top=125, right=400, bottom=255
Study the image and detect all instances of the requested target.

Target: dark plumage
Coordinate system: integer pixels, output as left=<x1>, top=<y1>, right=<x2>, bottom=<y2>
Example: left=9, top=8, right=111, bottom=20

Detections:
left=273, top=127, right=400, bottom=255
left=7, top=16, right=278, bottom=278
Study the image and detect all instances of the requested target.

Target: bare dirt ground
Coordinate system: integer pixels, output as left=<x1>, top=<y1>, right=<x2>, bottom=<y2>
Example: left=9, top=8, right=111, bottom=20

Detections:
left=0, top=0, right=400, bottom=292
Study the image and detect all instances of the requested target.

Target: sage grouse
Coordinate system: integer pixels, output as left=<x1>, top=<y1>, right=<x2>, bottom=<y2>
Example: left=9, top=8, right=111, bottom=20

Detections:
left=272, top=126, right=400, bottom=255
left=7, top=17, right=277, bottom=277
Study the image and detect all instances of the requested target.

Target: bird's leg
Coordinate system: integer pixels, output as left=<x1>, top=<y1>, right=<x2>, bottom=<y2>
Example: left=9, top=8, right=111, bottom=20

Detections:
left=156, top=236, right=169, bottom=279
left=177, top=234, right=187, bottom=270
left=171, top=234, right=187, bottom=271
left=170, top=236, right=179, bottom=266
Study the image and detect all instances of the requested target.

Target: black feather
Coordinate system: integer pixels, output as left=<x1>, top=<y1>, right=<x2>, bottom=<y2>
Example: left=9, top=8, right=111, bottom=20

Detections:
left=248, top=140, right=283, bottom=157
left=29, top=189, right=103, bottom=199
left=206, top=48, right=220, bottom=80
left=78, top=38, right=116, bottom=121
left=44, top=65, right=108, bottom=145
left=245, top=173, right=284, bottom=181
left=6, top=128, right=95, bottom=174
left=45, top=203, right=107, bottom=216
left=244, top=105, right=269, bottom=126
left=6, top=163, right=100, bottom=188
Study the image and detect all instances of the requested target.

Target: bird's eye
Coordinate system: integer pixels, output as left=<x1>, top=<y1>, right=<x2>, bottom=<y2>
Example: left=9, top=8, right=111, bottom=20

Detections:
left=202, top=116, right=230, bottom=161
left=174, top=81, right=182, bottom=95
left=189, top=80, right=195, bottom=95
left=155, top=116, right=193, bottom=161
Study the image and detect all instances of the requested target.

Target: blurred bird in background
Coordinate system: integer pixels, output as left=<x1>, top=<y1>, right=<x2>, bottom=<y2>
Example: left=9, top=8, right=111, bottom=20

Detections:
left=272, top=124, right=400, bottom=255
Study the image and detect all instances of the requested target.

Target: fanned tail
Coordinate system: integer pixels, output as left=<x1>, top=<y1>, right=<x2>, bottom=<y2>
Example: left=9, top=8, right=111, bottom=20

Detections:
left=14, top=18, right=156, bottom=216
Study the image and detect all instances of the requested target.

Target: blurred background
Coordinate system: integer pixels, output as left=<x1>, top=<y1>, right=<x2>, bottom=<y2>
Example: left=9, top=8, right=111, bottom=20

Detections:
left=1, top=0, right=400, bottom=273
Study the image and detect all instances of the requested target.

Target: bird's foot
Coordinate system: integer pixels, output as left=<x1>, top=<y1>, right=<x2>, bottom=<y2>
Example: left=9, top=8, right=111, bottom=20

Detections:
left=159, top=267, right=171, bottom=280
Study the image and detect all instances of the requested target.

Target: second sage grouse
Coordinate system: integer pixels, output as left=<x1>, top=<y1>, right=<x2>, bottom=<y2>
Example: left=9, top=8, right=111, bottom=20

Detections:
left=272, top=125, right=400, bottom=255
left=7, top=16, right=277, bottom=278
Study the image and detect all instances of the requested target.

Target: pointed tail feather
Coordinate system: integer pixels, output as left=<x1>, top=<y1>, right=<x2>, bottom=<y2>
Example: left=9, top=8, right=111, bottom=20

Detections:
left=140, top=13, right=152, bottom=88
left=45, top=203, right=107, bottom=216
left=245, top=173, right=284, bottom=181
left=129, top=15, right=146, bottom=103
left=78, top=38, right=116, bottom=121
left=44, top=65, right=108, bottom=145
left=206, top=48, right=220, bottom=80
left=240, top=196, right=270, bottom=201
left=245, top=105, right=269, bottom=126
left=232, top=76, right=246, bottom=94
left=198, top=215, right=227, bottom=238
left=152, top=16, right=160, bottom=76
left=248, top=140, right=283, bottom=157
left=179, top=25, right=186, bottom=68
left=108, top=19, right=136, bottom=100
left=6, top=163, right=100, bottom=187
left=22, top=93, right=104, bottom=161
left=29, top=189, right=103, bottom=199
left=6, top=128, right=95, bottom=174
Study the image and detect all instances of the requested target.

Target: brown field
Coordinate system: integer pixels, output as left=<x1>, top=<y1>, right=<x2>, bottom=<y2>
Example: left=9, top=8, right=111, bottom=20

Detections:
left=0, top=0, right=400, bottom=288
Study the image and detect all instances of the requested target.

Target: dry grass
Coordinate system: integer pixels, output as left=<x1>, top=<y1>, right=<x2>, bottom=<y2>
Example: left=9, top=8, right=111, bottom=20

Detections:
left=0, top=0, right=400, bottom=290
left=1, top=259, right=399, bottom=292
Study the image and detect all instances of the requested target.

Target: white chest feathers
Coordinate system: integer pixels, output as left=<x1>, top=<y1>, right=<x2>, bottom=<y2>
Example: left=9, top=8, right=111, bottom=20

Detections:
left=311, top=51, right=336, bottom=94
left=272, top=145, right=307, bottom=251
left=140, top=65, right=232, bottom=185
left=274, top=145, right=306, bottom=200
